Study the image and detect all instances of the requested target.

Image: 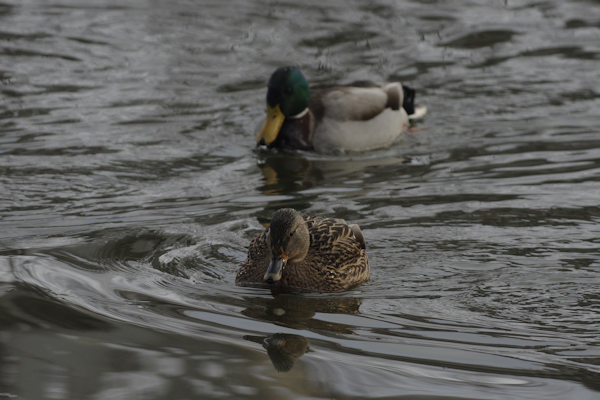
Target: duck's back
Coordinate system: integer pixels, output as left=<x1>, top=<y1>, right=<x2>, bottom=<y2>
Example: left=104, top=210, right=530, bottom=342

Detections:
left=283, top=216, right=370, bottom=291
left=309, top=83, right=409, bottom=153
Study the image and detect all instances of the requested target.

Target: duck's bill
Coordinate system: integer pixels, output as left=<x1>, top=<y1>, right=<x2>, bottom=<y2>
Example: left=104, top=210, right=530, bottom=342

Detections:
left=256, top=104, right=285, bottom=146
left=264, top=253, right=286, bottom=283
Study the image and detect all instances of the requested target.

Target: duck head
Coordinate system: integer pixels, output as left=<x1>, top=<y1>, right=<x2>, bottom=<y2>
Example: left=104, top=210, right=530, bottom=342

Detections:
left=256, top=67, right=311, bottom=147
left=264, top=208, right=310, bottom=284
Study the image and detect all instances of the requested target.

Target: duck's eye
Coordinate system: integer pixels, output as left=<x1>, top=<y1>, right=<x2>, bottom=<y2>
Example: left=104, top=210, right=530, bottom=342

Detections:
left=289, top=231, right=294, bottom=237
left=285, top=87, right=293, bottom=95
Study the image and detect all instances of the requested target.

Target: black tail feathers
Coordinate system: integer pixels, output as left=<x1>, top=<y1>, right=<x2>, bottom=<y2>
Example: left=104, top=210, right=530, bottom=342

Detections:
left=402, top=85, right=415, bottom=116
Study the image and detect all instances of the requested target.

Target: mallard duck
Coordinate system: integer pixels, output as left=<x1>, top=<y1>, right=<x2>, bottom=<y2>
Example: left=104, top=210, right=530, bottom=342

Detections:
left=236, top=208, right=369, bottom=292
left=256, top=66, right=426, bottom=153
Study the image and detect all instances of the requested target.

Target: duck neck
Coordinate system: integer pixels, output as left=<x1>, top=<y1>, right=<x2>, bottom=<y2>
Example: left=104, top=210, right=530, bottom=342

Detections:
left=274, top=111, right=314, bottom=151
left=289, top=107, right=309, bottom=119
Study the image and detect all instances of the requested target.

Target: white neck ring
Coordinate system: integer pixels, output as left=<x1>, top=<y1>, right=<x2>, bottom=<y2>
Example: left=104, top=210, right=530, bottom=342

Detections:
left=289, top=108, right=309, bottom=119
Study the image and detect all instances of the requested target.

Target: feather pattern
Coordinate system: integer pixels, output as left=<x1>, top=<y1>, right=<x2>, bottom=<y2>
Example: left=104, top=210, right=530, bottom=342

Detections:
left=312, top=84, right=392, bottom=121
left=236, top=210, right=370, bottom=292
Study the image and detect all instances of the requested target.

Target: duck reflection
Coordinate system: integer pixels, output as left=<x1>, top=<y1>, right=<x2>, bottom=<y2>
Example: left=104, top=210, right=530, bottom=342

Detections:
left=241, top=294, right=362, bottom=372
left=257, top=152, right=318, bottom=194
left=241, top=293, right=361, bottom=334
left=257, top=151, right=411, bottom=195
left=244, top=333, right=310, bottom=372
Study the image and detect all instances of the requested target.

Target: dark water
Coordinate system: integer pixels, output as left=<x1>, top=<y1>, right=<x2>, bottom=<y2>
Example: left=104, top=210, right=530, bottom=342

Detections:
left=2, top=0, right=600, bottom=398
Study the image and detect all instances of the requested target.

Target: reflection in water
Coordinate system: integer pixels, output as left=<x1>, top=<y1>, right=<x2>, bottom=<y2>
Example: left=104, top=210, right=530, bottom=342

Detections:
left=0, top=282, right=112, bottom=332
left=257, top=152, right=318, bottom=194
left=244, top=333, right=310, bottom=373
left=0, top=281, right=287, bottom=399
left=3, top=0, right=600, bottom=397
left=256, top=152, right=415, bottom=196
left=241, top=294, right=361, bottom=335
left=0, top=283, right=114, bottom=399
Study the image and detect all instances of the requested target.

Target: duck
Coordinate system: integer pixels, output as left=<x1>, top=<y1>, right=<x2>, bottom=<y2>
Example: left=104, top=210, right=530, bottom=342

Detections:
left=236, top=208, right=369, bottom=292
left=255, top=66, right=427, bottom=154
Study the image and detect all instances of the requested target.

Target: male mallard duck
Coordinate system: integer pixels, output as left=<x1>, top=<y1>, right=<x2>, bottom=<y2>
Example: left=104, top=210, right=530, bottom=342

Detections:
left=236, top=208, right=369, bottom=292
left=256, top=66, right=426, bottom=153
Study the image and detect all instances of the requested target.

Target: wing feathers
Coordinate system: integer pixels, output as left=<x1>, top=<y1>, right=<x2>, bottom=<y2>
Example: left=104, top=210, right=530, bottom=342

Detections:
left=311, top=82, right=405, bottom=122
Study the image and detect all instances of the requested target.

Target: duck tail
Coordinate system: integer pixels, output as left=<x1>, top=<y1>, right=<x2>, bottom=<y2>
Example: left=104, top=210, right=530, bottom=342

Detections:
left=401, top=85, right=415, bottom=115
left=403, top=85, right=427, bottom=120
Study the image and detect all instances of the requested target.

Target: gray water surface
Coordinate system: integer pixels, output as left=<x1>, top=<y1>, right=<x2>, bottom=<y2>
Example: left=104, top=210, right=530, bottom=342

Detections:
left=2, top=0, right=600, bottom=399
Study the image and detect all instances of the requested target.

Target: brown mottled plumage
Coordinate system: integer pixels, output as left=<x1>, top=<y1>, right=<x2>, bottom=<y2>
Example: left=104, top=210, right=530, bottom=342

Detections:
left=236, top=208, right=369, bottom=292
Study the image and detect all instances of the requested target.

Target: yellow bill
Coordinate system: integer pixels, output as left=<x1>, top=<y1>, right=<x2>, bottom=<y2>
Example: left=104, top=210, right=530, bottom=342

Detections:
left=256, top=104, right=285, bottom=145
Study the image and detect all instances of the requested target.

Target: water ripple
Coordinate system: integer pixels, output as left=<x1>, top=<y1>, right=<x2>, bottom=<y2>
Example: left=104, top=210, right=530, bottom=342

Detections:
left=2, top=0, right=600, bottom=398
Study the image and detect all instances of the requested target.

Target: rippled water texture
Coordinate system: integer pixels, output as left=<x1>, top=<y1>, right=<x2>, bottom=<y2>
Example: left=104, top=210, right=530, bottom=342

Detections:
left=2, top=0, right=600, bottom=398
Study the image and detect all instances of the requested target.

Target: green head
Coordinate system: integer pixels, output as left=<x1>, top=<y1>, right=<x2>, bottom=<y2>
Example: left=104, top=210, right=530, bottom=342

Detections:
left=257, top=67, right=311, bottom=146
left=267, top=66, right=310, bottom=117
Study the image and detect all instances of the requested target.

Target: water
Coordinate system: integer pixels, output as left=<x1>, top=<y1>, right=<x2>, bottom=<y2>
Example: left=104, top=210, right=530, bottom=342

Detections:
left=1, top=0, right=600, bottom=398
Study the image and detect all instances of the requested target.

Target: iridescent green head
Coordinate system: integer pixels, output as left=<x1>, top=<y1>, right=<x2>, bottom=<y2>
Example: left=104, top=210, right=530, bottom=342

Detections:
left=267, top=67, right=310, bottom=117
left=256, top=67, right=311, bottom=146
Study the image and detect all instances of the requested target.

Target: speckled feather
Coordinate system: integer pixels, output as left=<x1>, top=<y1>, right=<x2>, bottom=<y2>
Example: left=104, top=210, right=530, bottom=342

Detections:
left=236, top=215, right=370, bottom=292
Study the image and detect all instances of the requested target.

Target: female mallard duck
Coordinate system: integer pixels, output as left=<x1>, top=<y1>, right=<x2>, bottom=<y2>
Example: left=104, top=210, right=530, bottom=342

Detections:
left=236, top=208, right=369, bottom=292
left=256, top=66, right=426, bottom=153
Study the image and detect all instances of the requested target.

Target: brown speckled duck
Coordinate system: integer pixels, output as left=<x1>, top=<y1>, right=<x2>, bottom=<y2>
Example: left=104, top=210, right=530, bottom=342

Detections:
left=255, top=66, right=427, bottom=154
left=236, top=208, right=370, bottom=292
